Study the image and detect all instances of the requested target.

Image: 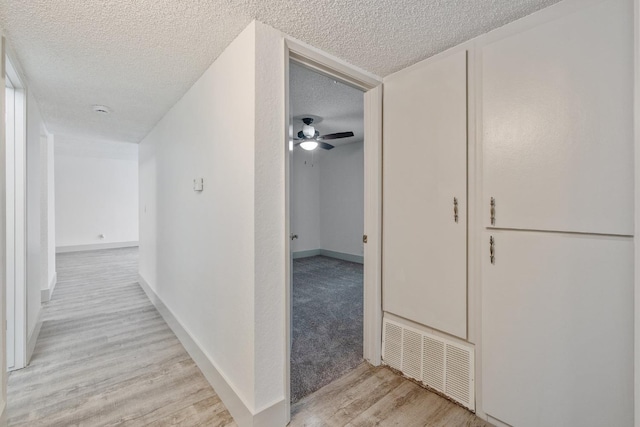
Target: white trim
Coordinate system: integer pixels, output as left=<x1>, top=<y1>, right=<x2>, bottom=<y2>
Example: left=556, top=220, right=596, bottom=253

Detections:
left=634, top=0, right=640, bottom=426
left=284, top=38, right=381, bottom=91
left=471, top=34, right=487, bottom=420
left=284, top=39, right=384, bottom=413
left=486, top=414, right=514, bottom=427
left=363, top=84, right=383, bottom=366
left=41, top=272, right=57, bottom=303
left=0, top=36, right=6, bottom=420
left=4, top=52, right=28, bottom=373
left=292, top=249, right=321, bottom=259
left=283, top=41, right=293, bottom=423
left=25, top=310, right=42, bottom=366
left=56, top=241, right=138, bottom=253
left=292, top=249, right=364, bottom=264
left=137, top=274, right=286, bottom=427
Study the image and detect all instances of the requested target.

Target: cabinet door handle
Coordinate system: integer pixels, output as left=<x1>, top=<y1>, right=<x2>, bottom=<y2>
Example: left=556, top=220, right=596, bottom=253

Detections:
left=453, top=197, right=459, bottom=223
left=489, top=236, right=495, bottom=264
left=490, top=197, right=496, bottom=226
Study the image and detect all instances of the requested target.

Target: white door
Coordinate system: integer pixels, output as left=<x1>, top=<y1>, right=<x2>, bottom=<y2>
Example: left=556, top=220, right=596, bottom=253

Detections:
left=482, top=231, right=633, bottom=427
left=481, top=0, right=633, bottom=235
left=383, top=50, right=467, bottom=339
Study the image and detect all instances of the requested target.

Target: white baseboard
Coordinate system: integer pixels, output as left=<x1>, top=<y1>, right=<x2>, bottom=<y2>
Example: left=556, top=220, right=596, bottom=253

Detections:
left=137, top=274, right=287, bottom=427
left=56, top=241, right=139, bottom=253
left=26, top=311, right=43, bottom=366
left=293, top=248, right=364, bottom=264
left=41, top=272, right=57, bottom=303
left=487, top=415, right=514, bottom=427
left=319, top=249, right=364, bottom=264
left=292, top=249, right=321, bottom=259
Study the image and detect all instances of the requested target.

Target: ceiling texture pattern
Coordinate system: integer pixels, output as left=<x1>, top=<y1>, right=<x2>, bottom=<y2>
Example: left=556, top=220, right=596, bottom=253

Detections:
left=0, top=0, right=560, bottom=143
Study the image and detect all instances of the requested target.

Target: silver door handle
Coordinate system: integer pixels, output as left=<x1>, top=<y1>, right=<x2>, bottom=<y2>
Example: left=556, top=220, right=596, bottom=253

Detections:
left=453, top=197, right=459, bottom=223
left=490, top=197, right=496, bottom=226
left=489, top=236, right=495, bottom=264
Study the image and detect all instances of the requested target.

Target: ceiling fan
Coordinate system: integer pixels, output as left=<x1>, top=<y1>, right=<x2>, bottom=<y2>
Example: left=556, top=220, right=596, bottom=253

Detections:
left=294, top=117, right=354, bottom=151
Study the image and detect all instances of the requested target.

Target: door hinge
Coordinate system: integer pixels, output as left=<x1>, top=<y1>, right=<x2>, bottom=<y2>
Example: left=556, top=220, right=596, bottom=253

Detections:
left=290, top=233, right=298, bottom=240
left=363, top=235, right=368, bottom=244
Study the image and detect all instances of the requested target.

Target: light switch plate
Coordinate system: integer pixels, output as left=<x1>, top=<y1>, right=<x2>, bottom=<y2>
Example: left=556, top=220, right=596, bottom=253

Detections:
left=193, top=178, right=204, bottom=192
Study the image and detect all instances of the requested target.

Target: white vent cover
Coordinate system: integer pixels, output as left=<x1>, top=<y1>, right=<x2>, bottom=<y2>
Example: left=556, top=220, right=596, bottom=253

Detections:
left=382, top=317, right=475, bottom=410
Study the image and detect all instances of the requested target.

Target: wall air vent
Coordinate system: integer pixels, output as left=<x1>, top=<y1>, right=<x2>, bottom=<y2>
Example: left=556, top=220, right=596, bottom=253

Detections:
left=383, top=321, right=402, bottom=371
left=382, top=317, right=475, bottom=410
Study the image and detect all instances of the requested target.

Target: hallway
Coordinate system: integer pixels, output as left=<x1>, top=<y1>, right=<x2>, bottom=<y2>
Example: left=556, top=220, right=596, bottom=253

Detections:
left=6, top=248, right=235, bottom=426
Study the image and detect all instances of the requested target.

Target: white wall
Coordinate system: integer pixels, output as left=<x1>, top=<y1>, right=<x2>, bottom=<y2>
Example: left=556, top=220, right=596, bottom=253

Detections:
left=40, top=132, right=55, bottom=298
left=319, top=142, right=364, bottom=257
left=290, top=150, right=320, bottom=252
left=138, top=20, right=286, bottom=424
left=291, top=142, right=364, bottom=258
left=46, top=134, right=55, bottom=286
left=54, top=137, right=138, bottom=250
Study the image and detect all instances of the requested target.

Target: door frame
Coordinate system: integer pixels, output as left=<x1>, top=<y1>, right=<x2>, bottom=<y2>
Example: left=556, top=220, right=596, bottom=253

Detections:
left=283, top=38, right=383, bottom=416
left=4, top=52, right=27, bottom=372
left=633, top=0, right=640, bottom=425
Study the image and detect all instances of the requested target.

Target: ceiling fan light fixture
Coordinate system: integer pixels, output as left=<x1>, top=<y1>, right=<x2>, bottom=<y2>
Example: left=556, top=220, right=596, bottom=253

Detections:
left=300, top=140, right=319, bottom=151
left=302, top=124, right=315, bottom=138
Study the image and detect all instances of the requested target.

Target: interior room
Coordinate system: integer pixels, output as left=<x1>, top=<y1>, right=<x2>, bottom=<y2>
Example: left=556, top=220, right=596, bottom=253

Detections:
left=0, top=0, right=638, bottom=426
left=288, top=62, right=365, bottom=403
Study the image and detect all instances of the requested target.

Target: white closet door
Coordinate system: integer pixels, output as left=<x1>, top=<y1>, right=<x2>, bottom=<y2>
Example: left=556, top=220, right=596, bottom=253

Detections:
left=383, top=51, right=467, bottom=338
left=481, top=0, right=633, bottom=235
left=482, top=231, right=633, bottom=427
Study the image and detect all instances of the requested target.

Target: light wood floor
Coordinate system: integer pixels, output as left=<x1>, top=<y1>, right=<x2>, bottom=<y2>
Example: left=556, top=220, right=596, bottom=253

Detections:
left=7, top=248, right=489, bottom=426
left=291, top=362, right=491, bottom=427
left=7, top=248, right=236, bottom=427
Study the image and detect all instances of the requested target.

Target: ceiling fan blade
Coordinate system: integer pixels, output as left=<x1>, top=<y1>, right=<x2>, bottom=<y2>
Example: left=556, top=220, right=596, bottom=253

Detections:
left=319, top=142, right=335, bottom=150
left=297, top=130, right=305, bottom=139
left=318, top=131, right=354, bottom=140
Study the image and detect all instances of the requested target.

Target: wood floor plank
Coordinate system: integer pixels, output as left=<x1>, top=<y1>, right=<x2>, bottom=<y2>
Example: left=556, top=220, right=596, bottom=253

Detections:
left=291, top=363, right=492, bottom=427
left=141, top=396, right=237, bottom=427
left=6, top=248, right=235, bottom=427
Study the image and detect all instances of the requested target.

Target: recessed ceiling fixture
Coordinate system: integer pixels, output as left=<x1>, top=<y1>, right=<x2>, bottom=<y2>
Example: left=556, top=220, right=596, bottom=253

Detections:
left=92, top=105, right=112, bottom=114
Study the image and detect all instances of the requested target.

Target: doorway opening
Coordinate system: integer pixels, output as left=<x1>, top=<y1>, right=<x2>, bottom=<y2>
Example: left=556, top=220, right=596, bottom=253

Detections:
left=288, top=61, right=365, bottom=403
left=5, top=55, right=27, bottom=372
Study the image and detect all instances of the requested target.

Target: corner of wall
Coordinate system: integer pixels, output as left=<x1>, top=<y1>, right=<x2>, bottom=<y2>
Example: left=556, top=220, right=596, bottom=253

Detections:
left=252, top=20, right=288, bottom=414
left=26, top=310, right=42, bottom=365
left=138, top=273, right=286, bottom=426
left=41, top=272, right=57, bottom=303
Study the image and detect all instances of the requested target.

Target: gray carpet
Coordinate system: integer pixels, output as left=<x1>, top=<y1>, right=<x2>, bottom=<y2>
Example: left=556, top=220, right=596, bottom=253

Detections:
left=291, top=255, right=363, bottom=403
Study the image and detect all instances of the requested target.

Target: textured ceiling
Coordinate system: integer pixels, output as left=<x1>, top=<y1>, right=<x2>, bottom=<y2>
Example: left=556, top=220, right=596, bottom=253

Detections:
left=0, top=0, right=560, bottom=143
left=290, top=62, right=363, bottom=150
